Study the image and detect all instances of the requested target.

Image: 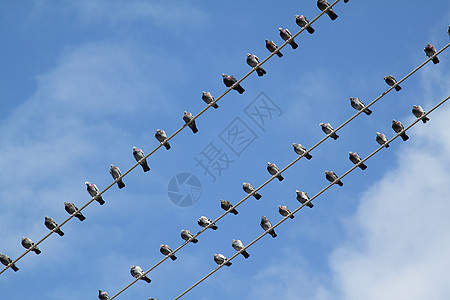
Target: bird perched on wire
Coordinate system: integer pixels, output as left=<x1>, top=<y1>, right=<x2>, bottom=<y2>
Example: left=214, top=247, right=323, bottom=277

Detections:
left=424, top=43, right=440, bottom=64
left=243, top=182, right=262, bottom=200
left=133, top=147, right=150, bottom=172
left=198, top=216, right=218, bottom=230
left=267, top=162, right=284, bottom=181
left=325, top=171, right=343, bottom=186
left=278, top=205, right=295, bottom=219
left=296, top=190, right=314, bottom=208
left=376, top=132, right=390, bottom=148
left=232, top=239, right=250, bottom=259
left=181, top=230, right=198, bottom=243
left=265, top=39, right=283, bottom=57
left=213, top=254, right=232, bottom=267
left=160, top=244, right=177, bottom=261
left=292, top=143, right=312, bottom=159
left=350, top=97, right=372, bottom=115
left=320, top=123, right=339, bottom=140
left=222, top=74, right=245, bottom=94
left=392, top=120, right=409, bottom=141
left=85, top=181, right=105, bottom=205
left=64, top=202, right=86, bottom=221
left=317, top=0, right=338, bottom=20
left=349, top=152, right=367, bottom=170
left=202, top=91, right=218, bottom=109
left=109, top=164, right=125, bottom=189
left=44, top=216, right=64, bottom=236
left=295, top=15, right=315, bottom=34
left=98, top=290, right=111, bottom=300
left=155, top=129, right=171, bottom=150
left=412, top=105, right=429, bottom=124
left=260, top=216, right=277, bottom=238
left=279, top=28, right=298, bottom=49
left=130, top=265, right=151, bottom=283
left=183, top=111, right=198, bottom=133
left=384, top=75, right=402, bottom=91
left=220, top=200, right=238, bottom=215
left=21, top=237, right=41, bottom=255
left=246, top=54, right=266, bottom=77
left=0, top=253, right=19, bottom=272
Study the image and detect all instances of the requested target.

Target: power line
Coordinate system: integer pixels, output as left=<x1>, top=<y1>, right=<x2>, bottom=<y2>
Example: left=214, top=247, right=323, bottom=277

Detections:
left=172, top=95, right=450, bottom=300
left=107, top=42, right=449, bottom=299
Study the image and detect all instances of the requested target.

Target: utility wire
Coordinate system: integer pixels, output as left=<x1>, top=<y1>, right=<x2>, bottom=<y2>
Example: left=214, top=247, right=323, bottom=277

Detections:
left=0, top=0, right=344, bottom=276
left=173, top=95, right=450, bottom=300
left=107, top=41, right=449, bottom=300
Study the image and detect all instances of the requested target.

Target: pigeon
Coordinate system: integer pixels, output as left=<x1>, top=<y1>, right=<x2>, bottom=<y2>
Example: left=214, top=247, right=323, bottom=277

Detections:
left=325, top=170, right=343, bottom=187
left=260, top=216, right=277, bottom=238
left=222, top=74, right=245, bottom=94
left=44, top=216, right=64, bottom=236
left=320, top=123, right=339, bottom=140
left=349, top=152, right=367, bottom=170
left=130, top=265, right=151, bottom=283
left=232, top=239, right=250, bottom=259
left=213, top=253, right=232, bottom=266
left=279, top=28, right=298, bottom=49
left=278, top=205, right=294, bottom=219
left=267, top=162, right=284, bottom=181
left=292, top=143, right=312, bottom=159
left=198, top=216, right=218, bottom=230
left=295, top=190, right=314, bottom=208
left=98, top=290, right=111, bottom=300
left=246, top=54, right=267, bottom=77
left=64, top=202, right=86, bottom=221
left=202, top=91, right=219, bottom=109
left=392, top=120, right=409, bottom=141
left=412, top=105, right=430, bottom=124
left=317, top=0, right=338, bottom=20
left=160, top=244, right=177, bottom=261
left=133, top=146, right=150, bottom=172
left=295, top=15, right=315, bottom=34
left=384, top=75, right=402, bottom=91
left=376, top=132, right=390, bottom=148
left=181, top=230, right=198, bottom=243
left=183, top=111, right=198, bottom=133
left=424, top=43, right=440, bottom=64
left=85, top=181, right=105, bottom=205
left=21, top=237, right=41, bottom=255
left=243, top=182, right=262, bottom=200
left=265, top=39, right=283, bottom=58
left=220, top=200, right=238, bottom=215
left=110, top=164, right=125, bottom=189
left=155, top=129, right=171, bottom=150
left=0, top=253, right=19, bottom=272
left=350, top=97, right=372, bottom=115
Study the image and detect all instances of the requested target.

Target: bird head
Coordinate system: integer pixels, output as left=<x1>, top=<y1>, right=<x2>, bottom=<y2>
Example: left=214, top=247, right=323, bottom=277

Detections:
left=85, top=181, right=90, bottom=186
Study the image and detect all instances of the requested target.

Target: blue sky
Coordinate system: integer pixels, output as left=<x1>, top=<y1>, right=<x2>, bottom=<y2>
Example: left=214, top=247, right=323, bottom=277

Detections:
left=0, top=1, right=449, bottom=299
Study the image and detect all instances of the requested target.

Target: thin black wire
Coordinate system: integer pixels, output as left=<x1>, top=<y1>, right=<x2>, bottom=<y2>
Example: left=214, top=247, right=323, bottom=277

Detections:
left=172, top=95, right=450, bottom=299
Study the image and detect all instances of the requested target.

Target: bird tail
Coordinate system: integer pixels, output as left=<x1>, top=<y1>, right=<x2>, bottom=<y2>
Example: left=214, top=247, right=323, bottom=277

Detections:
left=306, top=26, right=315, bottom=34
left=337, top=180, right=344, bottom=187
left=76, top=213, right=86, bottom=222
left=164, top=142, right=171, bottom=150
left=432, top=57, right=440, bottom=64
left=242, top=251, right=250, bottom=259
left=254, top=193, right=262, bottom=200
left=56, top=229, right=65, bottom=236
left=226, top=261, right=232, bottom=267
left=328, top=10, right=338, bottom=20
left=290, top=214, right=295, bottom=219
left=307, top=202, right=314, bottom=208
left=275, top=51, right=283, bottom=58
left=191, top=125, right=199, bottom=133
left=305, top=153, right=313, bottom=160
left=394, top=85, right=402, bottom=91
left=96, top=196, right=105, bottom=205
left=422, top=116, right=429, bottom=124
left=359, top=163, right=368, bottom=170
left=364, top=108, right=372, bottom=115
left=231, top=209, right=239, bottom=215
left=33, top=248, right=42, bottom=255
left=117, top=180, right=125, bottom=189
left=289, top=41, right=298, bottom=49
left=192, top=238, right=199, bottom=244
left=212, top=103, right=219, bottom=109
left=256, top=67, right=266, bottom=77
left=270, top=230, right=277, bottom=238
left=385, top=143, right=390, bottom=148
left=331, top=133, right=339, bottom=140
left=11, top=264, right=19, bottom=272
left=277, top=174, right=284, bottom=181
left=401, top=133, right=409, bottom=141
left=211, top=224, right=218, bottom=230
left=236, top=85, right=245, bottom=94
left=170, top=255, right=177, bottom=261
left=142, top=162, right=150, bottom=172
left=142, top=276, right=151, bottom=283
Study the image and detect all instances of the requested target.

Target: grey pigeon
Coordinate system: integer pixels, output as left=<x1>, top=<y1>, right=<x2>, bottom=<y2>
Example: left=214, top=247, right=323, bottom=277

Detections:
left=85, top=181, right=105, bottom=205
left=243, top=182, right=262, bottom=200
left=0, top=253, right=19, bottom=272
left=222, top=74, right=245, bottom=94
left=232, top=239, right=250, bottom=259
left=198, top=216, right=218, bottom=230
left=392, top=120, right=409, bottom=141
left=202, top=91, right=219, bottom=109
left=246, top=54, right=267, bottom=77
left=295, top=190, right=314, bottom=208
left=267, top=162, right=284, bottom=181
left=278, top=205, right=294, bottom=219
left=292, top=143, right=312, bottom=159
left=160, top=244, right=177, bottom=261
left=183, top=111, right=198, bottom=133
left=350, top=97, right=372, bottom=115
left=260, top=216, right=277, bottom=238
left=325, top=170, right=343, bottom=187
left=130, top=265, right=151, bottom=283
left=110, top=164, right=125, bottom=189
left=155, top=129, right=171, bottom=150
left=21, top=237, right=41, bottom=255
left=265, top=39, right=283, bottom=57
left=320, top=123, right=339, bottom=140
left=220, top=199, right=238, bottom=215
left=64, top=202, right=86, bottom=221
left=412, top=105, right=429, bottom=123
left=376, top=132, right=390, bottom=148
left=98, top=290, right=110, bottom=300
left=317, top=0, right=338, bottom=20
left=349, top=152, right=367, bottom=170
left=133, top=146, right=150, bottom=172
left=384, top=75, right=402, bottom=91
left=295, top=15, right=315, bottom=34
left=279, top=28, right=298, bottom=49
left=214, top=253, right=232, bottom=266
left=424, top=43, right=439, bottom=64
left=44, top=216, right=64, bottom=236
left=181, top=229, right=198, bottom=243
